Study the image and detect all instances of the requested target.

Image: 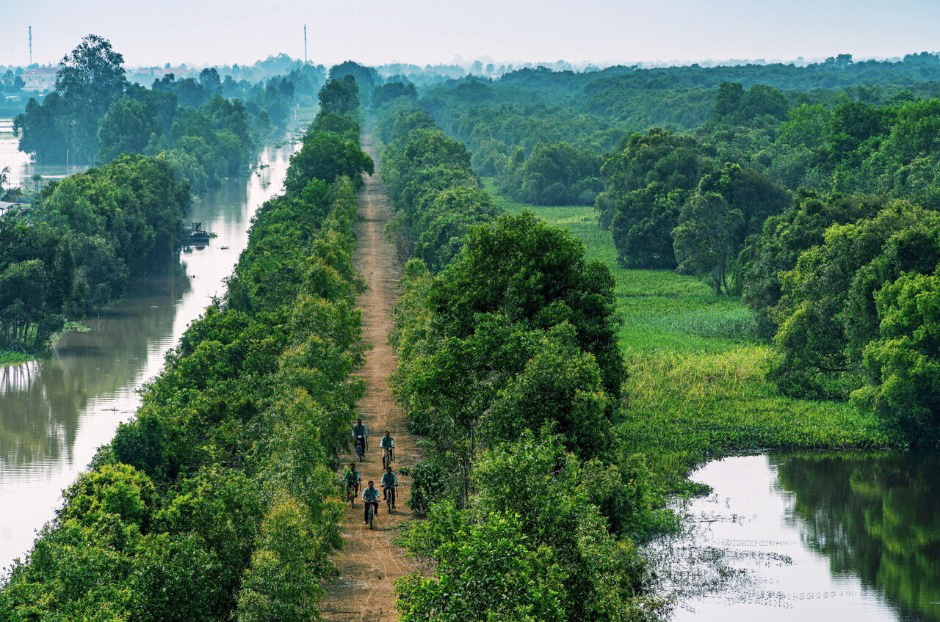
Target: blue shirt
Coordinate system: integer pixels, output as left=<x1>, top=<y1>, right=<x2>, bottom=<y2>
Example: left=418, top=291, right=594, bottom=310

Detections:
left=362, top=487, right=380, bottom=503
left=381, top=472, right=397, bottom=488
left=380, top=435, right=394, bottom=449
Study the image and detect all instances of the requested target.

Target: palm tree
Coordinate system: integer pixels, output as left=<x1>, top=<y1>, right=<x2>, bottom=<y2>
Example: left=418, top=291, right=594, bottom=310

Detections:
left=32, top=173, right=42, bottom=193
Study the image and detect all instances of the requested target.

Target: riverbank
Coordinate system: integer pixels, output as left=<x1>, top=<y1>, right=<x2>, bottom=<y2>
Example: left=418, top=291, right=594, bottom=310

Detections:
left=492, top=192, right=894, bottom=493
left=0, top=350, right=31, bottom=366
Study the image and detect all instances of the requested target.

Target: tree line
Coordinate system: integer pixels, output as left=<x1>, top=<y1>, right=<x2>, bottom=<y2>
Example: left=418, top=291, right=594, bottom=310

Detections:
left=14, top=34, right=323, bottom=193
left=373, top=91, right=670, bottom=622
left=0, top=74, right=374, bottom=619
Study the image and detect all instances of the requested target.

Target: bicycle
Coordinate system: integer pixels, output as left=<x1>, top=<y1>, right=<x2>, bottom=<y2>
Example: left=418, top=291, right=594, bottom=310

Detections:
left=366, top=502, right=377, bottom=530
left=382, top=446, right=394, bottom=469
left=346, top=482, right=358, bottom=508
left=385, top=485, right=396, bottom=513
left=355, top=435, right=365, bottom=461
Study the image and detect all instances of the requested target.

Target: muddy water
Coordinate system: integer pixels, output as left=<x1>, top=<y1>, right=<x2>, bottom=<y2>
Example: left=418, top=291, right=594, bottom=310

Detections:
left=651, top=453, right=939, bottom=622
left=0, top=137, right=298, bottom=569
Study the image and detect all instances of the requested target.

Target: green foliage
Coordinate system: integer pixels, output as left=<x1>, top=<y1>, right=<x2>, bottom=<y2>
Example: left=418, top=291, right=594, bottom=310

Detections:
left=496, top=199, right=889, bottom=496
left=15, top=34, right=315, bottom=168
left=378, top=103, right=499, bottom=269
left=0, top=81, right=370, bottom=619
left=0, top=155, right=188, bottom=352
left=598, top=129, right=714, bottom=268
left=853, top=272, right=940, bottom=443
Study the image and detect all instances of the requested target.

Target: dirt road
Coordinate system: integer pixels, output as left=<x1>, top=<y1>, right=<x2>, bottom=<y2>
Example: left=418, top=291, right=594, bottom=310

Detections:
left=319, top=134, right=418, bottom=621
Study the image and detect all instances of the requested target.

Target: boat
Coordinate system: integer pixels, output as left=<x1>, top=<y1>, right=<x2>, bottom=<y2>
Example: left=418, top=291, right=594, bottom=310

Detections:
left=188, top=222, right=210, bottom=244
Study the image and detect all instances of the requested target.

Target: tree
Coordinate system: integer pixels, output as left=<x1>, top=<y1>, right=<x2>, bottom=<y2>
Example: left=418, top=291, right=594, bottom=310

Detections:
left=97, top=96, right=159, bottom=162
left=55, top=34, right=128, bottom=162
left=854, top=272, right=940, bottom=445
left=284, top=130, right=373, bottom=192
left=317, top=76, right=359, bottom=114
left=673, top=190, right=740, bottom=294
left=597, top=129, right=713, bottom=268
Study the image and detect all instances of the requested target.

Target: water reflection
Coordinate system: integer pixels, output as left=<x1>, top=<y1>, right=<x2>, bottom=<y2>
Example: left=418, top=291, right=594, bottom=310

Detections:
left=0, top=139, right=297, bottom=568
left=774, top=452, right=940, bottom=622
left=650, top=454, right=919, bottom=622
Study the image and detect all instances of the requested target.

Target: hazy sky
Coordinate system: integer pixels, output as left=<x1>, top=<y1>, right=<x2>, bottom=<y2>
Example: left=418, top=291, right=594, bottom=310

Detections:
left=5, top=0, right=940, bottom=68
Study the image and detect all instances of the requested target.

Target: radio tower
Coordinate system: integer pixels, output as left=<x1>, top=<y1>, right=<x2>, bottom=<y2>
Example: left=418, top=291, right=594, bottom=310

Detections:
left=29, top=26, right=33, bottom=65
left=304, top=24, right=307, bottom=64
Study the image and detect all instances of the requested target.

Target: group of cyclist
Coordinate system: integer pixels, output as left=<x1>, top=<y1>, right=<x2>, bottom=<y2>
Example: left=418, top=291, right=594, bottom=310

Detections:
left=345, top=420, right=399, bottom=525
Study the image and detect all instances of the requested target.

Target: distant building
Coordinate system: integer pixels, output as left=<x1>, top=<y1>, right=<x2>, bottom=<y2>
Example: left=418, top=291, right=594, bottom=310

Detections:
left=127, top=66, right=193, bottom=85
left=22, top=68, right=58, bottom=92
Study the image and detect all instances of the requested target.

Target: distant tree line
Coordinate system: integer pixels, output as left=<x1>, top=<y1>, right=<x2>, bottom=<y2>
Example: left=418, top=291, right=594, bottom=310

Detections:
left=13, top=34, right=324, bottom=192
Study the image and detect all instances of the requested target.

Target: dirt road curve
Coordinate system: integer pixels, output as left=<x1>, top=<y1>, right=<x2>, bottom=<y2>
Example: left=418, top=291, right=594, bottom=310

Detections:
left=319, top=134, right=419, bottom=621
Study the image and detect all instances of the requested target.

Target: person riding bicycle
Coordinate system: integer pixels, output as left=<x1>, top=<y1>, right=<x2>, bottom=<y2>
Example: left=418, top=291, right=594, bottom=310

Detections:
left=344, top=462, right=361, bottom=498
left=380, top=430, right=395, bottom=464
left=362, top=480, right=380, bottom=523
left=352, top=418, right=369, bottom=452
left=381, top=466, right=397, bottom=509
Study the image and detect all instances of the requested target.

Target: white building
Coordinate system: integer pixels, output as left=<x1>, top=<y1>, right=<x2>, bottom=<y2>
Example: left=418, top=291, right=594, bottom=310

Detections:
left=22, top=68, right=59, bottom=93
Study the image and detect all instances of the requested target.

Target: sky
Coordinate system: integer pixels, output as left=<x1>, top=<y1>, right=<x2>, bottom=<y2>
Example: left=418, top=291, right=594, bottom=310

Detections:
left=4, top=0, right=940, bottom=68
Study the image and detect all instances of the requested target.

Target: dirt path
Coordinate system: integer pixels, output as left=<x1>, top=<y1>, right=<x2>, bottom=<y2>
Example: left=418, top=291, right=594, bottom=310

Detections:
left=319, top=134, right=419, bottom=621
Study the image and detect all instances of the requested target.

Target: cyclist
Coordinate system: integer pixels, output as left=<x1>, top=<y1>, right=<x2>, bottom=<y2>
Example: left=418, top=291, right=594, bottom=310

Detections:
left=362, top=480, right=380, bottom=524
left=381, top=466, right=397, bottom=509
left=344, top=462, right=361, bottom=501
left=352, top=418, right=369, bottom=454
left=380, top=430, right=395, bottom=466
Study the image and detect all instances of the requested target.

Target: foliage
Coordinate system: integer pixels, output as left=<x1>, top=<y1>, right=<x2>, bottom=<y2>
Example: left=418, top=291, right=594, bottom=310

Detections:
left=0, top=155, right=188, bottom=352
left=0, top=81, right=370, bottom=618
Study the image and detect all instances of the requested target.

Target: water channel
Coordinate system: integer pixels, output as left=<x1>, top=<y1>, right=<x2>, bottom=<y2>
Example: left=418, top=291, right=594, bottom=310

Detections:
left=652, top=452, right=939, bottom=622
left=0, top=128, right=299, bottom=569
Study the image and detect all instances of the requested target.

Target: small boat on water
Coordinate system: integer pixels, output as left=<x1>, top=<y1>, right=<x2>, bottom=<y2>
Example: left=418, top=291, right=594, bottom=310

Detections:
left=188, top=222, right=211, bottom=244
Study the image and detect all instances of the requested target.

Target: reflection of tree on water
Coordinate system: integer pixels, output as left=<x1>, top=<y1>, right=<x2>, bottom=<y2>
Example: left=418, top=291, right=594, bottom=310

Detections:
left=773, top=452, right=940, bottom=622
left=0, top=264, right=189, bottom=470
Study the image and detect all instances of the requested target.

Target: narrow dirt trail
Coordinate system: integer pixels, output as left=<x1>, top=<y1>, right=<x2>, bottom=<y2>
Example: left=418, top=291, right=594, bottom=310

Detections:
left=319, top=134, right=419, bottom=621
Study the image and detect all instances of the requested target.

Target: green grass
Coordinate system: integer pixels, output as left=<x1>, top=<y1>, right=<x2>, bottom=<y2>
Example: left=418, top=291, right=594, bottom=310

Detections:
left=0, top=349, right=33, bottom=366
left=491, top=190, right=892, bottom=493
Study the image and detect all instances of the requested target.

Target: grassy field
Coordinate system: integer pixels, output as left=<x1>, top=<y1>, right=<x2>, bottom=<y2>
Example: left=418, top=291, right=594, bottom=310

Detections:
left=491, top=191, right=892, bottom=493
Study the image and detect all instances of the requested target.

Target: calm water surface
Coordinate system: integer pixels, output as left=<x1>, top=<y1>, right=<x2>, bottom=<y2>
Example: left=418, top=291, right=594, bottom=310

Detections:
left=652, top=453, right=939, bottom=622
left=0, top=132, right=298, bottom=568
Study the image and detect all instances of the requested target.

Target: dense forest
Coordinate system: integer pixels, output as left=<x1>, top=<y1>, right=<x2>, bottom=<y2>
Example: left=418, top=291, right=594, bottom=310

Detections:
left=0, top=75, right=373, bottom=619
left=394, top=54, right=940, bottom=447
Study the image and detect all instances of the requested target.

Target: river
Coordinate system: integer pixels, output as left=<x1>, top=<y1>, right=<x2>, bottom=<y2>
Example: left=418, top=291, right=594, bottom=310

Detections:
left=651, top=452, right=940, bottom=622
left=0, top=129, right=299, bottom=569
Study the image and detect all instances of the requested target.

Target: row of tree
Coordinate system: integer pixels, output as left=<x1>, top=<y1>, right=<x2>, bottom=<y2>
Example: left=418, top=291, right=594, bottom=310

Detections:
left=373, top=91, right=670, bottom=621
left=0, top=76, right=374, bottom=619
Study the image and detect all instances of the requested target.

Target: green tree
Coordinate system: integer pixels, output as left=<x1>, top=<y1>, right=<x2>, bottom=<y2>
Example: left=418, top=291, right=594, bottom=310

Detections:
left=97, top=96, right=159, bottom=162
left=672, top=190, right=741, bottom=294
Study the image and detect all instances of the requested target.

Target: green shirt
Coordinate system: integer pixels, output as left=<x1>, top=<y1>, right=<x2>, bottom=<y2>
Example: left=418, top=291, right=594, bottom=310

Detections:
left=381, top=472, right=397, bottom=488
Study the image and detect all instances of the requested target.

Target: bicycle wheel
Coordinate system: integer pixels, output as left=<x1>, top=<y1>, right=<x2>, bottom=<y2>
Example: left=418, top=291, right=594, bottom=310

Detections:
left=368, top=504, right=375, bottom=530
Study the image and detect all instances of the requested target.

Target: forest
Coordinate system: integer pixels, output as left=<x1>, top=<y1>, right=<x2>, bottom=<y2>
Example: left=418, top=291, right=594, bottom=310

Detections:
left=389, top=54, right=940, bottom=449
left=0, top=74, right=373, bottom=619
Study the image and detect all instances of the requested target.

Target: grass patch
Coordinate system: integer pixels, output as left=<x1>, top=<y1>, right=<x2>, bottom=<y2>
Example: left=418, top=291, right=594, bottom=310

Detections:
left=0, top=349, right=33, bottom=366
left=491, top=189, right=892, bottom=492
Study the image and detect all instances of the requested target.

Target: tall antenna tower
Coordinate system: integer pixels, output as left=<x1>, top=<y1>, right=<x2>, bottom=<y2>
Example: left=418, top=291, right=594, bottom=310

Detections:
left=29, top=26, right=33, bottom=65
left=304, top=24, right=307, bottom=64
